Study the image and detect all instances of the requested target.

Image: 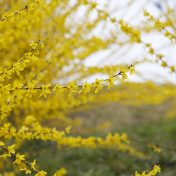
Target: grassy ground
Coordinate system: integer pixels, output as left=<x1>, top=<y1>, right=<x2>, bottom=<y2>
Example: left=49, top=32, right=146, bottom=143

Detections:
left=19, top=103, right=176, bottom=176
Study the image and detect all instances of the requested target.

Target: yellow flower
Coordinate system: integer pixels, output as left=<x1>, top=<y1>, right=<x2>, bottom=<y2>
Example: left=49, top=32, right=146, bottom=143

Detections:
left=106, top=77, right=116, bottom=89
left=90, top=2, right=97, bottom=9
left=35, top=170, right=47, bottom=176
left=93, top=79, right=102, bottom=94
left=31, top=159, right=37, bottom=171
left=54, top=168, right=67, bottom=176
left=121, top=72, right=127, bottom=81
left=161, top=61, right=167, bottom=68
left=135, top=164, right=161, bottom=176
left=65, top=126, right=72, bottom=134
left=129, top=65, right=135, bottom=75
left=79, top=82, right=91, bottom=94
left=0, top=141, right=5, bottom=146
left=170, top=66, right=175, bottom=72
left=39, top=84, right=51, bottom=98
left=14, top=153, right=25, bottom=164
left=53, top=84, right=64, bottom=95
left=67, top=81, right=78, bottom=96
left=20, top=164, right=32, bottom=175
left=7, top=145, right=15, bottom=155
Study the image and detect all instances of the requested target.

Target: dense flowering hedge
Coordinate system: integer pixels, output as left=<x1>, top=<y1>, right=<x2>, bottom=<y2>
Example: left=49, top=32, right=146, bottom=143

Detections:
left=0, top=0, right=176, bottom=175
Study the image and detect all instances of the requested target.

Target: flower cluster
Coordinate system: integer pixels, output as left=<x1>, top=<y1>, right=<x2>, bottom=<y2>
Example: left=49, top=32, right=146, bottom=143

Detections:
left=0, top=141, right=66, bottom=176
left=135, top=165, right=161, bottom=176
